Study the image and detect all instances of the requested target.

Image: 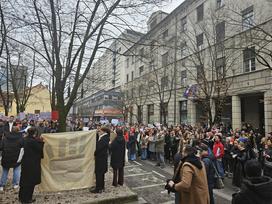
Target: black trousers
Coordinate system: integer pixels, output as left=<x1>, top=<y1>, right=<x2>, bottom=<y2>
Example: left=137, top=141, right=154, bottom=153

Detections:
left=112, top=167, right=124, bottom=186
left=19, top=185, right=35, bottom=203
left=95, top=172, right=105, bottom=190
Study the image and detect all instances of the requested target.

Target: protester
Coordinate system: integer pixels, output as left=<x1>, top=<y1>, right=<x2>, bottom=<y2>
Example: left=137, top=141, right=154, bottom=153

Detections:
left=19, top=127, right=44, bottom=203
left=232, top=160, right=272, bottom=204
left=167, top=145, right=210, bottom=204
left=155, top=130, right=165, bottom=168
left=213, top=134, right=225, bottom=178
left=110, top=129, right=125, bottom=187
left=200, top=144, right=215, bottom=204
left=263, top=138, right=272, bottom=178
left=127, top=128, right=137, bottom=161
left=0, top=126, right=23, bottom=191
left=91, top=126, right=110, bottom=193
left=232, top=142, right=247, bottom=188
left=140, top=131, right=149, bottom=160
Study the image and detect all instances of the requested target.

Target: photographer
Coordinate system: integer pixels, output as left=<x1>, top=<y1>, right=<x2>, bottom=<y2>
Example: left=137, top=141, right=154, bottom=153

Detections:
left=166, top=145, right=209, bottom=204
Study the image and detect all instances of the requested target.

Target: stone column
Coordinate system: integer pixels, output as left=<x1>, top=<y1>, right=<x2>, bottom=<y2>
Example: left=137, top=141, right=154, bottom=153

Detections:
left=210, top=99, right=216, bottom=123
left=187, top=100, right=196, bottom=125
left=264, top=91, right=272, bottom=134
left=232, top=95, right=242, bottom=130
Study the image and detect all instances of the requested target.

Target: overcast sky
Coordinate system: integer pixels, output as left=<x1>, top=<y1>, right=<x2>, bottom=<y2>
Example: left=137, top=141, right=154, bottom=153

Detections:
left=159, top=0, right=185, bottom=13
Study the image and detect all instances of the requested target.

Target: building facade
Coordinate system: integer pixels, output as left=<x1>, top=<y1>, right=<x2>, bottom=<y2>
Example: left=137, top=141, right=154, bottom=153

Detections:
left=123, top=0, right=272, bottom=133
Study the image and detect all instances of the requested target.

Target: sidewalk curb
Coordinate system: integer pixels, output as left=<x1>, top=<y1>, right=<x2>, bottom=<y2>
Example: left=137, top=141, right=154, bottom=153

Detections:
left=81, top=192, right=138, bottom=204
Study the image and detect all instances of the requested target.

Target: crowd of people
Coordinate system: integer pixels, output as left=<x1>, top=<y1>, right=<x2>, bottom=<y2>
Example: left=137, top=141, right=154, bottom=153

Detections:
left=100, top=122, right=272, bottom=204
left=1, top=115, right=272, bottom=203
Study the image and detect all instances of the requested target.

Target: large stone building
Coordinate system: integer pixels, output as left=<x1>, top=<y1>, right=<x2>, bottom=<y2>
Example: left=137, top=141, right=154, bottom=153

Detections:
left=123, top=0, right=272, bottom=133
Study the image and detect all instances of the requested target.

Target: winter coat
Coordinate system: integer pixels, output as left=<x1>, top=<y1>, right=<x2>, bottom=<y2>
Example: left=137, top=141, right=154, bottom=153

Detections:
left=175, top=155, right=210, bottom=204
left=155, top=134, right=165, bottom=153
left=20, top=136, right=44, bottom=187
left=128, top=134, right=137, bottom=154
left=202, top=156, right=215, bottom=189
left=0, top=132, right=23, bottom=168
left=110, top=135, right=125, bottom=169
left=232, top=176, right=272, bottom=204
left=141, top=135, right=149, bottom=149
left=95, top=133, right=110, bottom=174
left=232, top=149, right=247, bottom=187
left=148, top=136, right=155, bottom=153
left=213, top=141, right=224, bottom=159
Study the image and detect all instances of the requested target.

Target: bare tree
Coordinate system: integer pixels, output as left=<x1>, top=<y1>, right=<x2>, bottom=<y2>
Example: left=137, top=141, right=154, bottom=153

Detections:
left=181, top=9, right=240, bottom=126
left=7, top=0, right=165, bottom=131
left=0, top=2, right=11, bottom=116
left=6, top=44, right=37, bottom=114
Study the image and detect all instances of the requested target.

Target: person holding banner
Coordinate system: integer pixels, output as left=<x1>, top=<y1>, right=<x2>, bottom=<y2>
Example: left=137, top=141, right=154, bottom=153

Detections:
left=91, top=126, right=110, bottom=194
left=19, top=127, right=44, bottom=203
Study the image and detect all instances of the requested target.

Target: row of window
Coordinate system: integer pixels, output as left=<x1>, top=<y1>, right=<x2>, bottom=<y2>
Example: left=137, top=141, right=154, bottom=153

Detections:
left=127, top=46, right=256, bottom=85
left=143, top=101, right=188, bottom=123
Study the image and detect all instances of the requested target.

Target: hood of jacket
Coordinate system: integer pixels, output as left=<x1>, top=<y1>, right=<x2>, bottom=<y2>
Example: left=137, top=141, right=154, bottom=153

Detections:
left=243, top=176, right=272, bottom=201
left=183, top=154, right=203, bottom=169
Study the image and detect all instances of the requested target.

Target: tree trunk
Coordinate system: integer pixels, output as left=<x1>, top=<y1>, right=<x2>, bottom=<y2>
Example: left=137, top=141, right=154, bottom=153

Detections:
left=56, top=103, right=68, bottom=132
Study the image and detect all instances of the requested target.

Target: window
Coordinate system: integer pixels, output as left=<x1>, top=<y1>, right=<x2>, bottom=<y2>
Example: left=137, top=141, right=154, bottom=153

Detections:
left=109, top=95, right=112, bottom=100
left=161, top=76, right=168, bottom=90
left=131, top=88, right=135, bottom=98
left=215, top=57, right=226, bottom=77
left=139, top=48, right=144, bottom=59
left=180, top=101, right=188, bottom=123
left=216, top=21, right=225, bottom=43
left=181, top=70, right=187, bottom=85
left=197, top=65, right=204, bottom=80
left=35, top=110, right=40, bottom=114
left=197, top=3, right=204, bottom=22
left=150, top=19, right=157, bottom=29
left=243, top=47, right=256, bottom=72
left=137, top=105, right=143, bottom=123
left=162, top=52, right=169, bottom=67
left=180, top=17, right=187, bottom=32
left=162, top=29, right=168, bottom=39
left=147, top=104, right=154, bottom=123
left=131, top=56, right=135, bottom=64
left=196, top=33, right=204, bottom=49
left=160, top=102, right=168, bottom=124
left=126, top=74, right=129, bottom=83
left=242, top=6, right=254, bottom=30
left=180, top=41, right=187, bottom=57
left=126, top=58, right=129, bottom=68
left=104, top=95, right=109, bottom=99
left=131, top=71, right=134, bottom=80
left=139, top=66, right=144, bottom=75
left=150, top=40, right=156, bottom=51
left=216, top=0, right=224, bottom=9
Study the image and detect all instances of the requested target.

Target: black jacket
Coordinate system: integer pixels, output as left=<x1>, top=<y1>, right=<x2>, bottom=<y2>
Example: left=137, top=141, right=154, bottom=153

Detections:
left=110, top=136, right=125, bottom=169
left=0, top=132, right=23, bottom=168
left=95, top=133, right=110, bottom=174
left=20, top=136, right=44, bottom=187
left=202, top=155, right=215, bottom=188
left=232, top=176, right=272, bottom=204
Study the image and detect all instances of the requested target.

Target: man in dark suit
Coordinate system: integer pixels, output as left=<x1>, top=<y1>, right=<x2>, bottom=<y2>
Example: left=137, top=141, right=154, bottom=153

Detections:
left=90, top=126, right=110, bottom=193
left=4, top=116, right=16, bottom=133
